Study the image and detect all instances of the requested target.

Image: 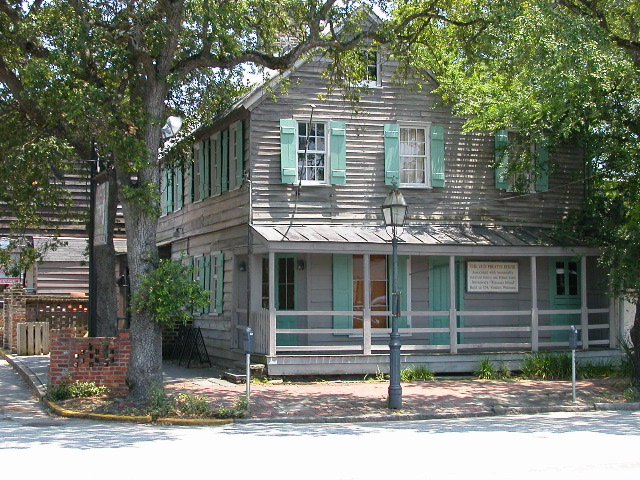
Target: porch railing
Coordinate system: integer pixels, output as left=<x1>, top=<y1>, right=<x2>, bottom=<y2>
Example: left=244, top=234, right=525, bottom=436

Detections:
left=252, top=306, right=613, bottom=356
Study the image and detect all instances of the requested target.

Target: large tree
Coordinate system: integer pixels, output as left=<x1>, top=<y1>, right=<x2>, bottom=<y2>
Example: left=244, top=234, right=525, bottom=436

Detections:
left=389, top=0, right=640, bottom=383
left=0, top=0, right=397, bottom=402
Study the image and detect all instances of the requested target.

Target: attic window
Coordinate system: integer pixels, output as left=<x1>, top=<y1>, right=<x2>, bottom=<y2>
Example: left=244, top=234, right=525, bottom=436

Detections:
left=360, top=49, right=380, bottom=88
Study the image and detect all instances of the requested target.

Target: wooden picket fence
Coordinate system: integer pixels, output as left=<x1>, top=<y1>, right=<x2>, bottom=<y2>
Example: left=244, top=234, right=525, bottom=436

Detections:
left=16, top=322, right=50, bottom=355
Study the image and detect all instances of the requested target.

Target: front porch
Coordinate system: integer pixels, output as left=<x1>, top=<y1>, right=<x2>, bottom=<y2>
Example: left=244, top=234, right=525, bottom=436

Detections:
left=231, top=225, right=622, bottom=376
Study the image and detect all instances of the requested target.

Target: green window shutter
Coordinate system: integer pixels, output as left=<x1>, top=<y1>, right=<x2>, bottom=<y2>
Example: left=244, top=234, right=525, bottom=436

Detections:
left=214, top=132, right=222, bottom=195
left=332, top=254, right=353, bottom=330
left=280, top=119, right=297, bottom=184
left=175, top=166, right=183, bottom=209
left=167, top=166, right=174, bottom=212
left=535, top=145, right=549, bottom=192
left=215, top=252, right=224, bottom=314
left=221, top=129, right=229, bottom=193
left=384, top=124, right=400, bottom=185
left=235, top=121, right=244, bottom=187
left=329, top=121, right=347, bottom=185
left=204, top=139, right=212, bottom=197
left=495, top=130, right=509, bottom=190
left=430, top=125, right=445, bottom=187
left=160, top=167, right=168, bottom=215
left=203, top=255, right=212, bottom=314
left=188, top=147, right=194, bottom=203
left=197, top=142, right=206, bottom=200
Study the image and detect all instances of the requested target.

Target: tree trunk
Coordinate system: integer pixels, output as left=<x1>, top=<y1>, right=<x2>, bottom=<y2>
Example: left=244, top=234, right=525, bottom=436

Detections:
left=629, top=299, right=640, bottom=388
left=122, top=191, right=163, bottom=402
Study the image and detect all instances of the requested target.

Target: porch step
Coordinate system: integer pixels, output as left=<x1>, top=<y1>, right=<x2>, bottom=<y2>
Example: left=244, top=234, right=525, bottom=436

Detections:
left=222, top=364, right=266, bottom=384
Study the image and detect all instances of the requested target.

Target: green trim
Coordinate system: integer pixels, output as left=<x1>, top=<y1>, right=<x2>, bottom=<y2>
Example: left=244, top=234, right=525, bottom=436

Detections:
left=175, top=166, right=183, bottom=209
left=329, top=121, right=347, bottom=184
left=549, top=257, right=581, bottom=343
left=214, top=252, right=224, bottom=314
left=384, top=124, right=400, bottom=185
left=332, top=254, right=353, bottom=330
left=535, top=145, right=549, bottom=191
left=280, top=119, right=297, bottom=184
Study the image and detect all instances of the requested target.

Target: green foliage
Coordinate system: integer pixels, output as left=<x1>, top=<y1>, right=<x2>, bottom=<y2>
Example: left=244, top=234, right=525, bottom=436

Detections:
left=475, top=358, right=497, bottom=380
left=400, top=364, right=435, bottom=382
left=131, top=257, right=210, bottom=327
left=48, top=380, right=109, bottom=401
left=520, top=352, right=573, bottom=380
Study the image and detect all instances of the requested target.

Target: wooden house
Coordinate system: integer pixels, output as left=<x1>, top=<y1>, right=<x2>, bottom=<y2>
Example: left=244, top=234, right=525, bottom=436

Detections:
left=157, top=49, right=622, bottom=375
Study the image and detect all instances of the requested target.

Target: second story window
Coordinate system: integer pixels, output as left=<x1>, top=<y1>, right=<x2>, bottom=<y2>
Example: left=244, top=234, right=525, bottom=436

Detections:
left=400, top=126, right=429, bottom=185
left=297, top=121, right=327, bottom=183
left=384, top=123, right=445, bottom=188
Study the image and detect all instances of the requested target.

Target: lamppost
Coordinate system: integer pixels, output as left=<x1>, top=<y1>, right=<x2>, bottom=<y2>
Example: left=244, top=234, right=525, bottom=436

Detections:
left=381, top=187, right=408, bottom=409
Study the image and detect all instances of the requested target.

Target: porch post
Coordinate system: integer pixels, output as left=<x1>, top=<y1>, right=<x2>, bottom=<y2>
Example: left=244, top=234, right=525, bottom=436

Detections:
left=580, top=256, right=589, bottom=350
left=609, top=297, right=619, bottom=349
left=449, top=255, right=457, bottom=354
left=363, top=254, right=372, bottom=355
left=268, top=251, right=276, bottom=356
left=531, top=256, right=539, bottom=352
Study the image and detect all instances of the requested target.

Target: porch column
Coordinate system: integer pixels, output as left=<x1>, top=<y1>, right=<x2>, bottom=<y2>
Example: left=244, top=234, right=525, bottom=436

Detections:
left=268, top=251, right=276, bottom=356
left=580, top=256, right=589, bottom=350
left=610, top=297, right=619, bottom=349
left=531, top=256, right=539, bottom=352
left=449, top=255, right=457, bottom=354
left=363, top=254, right=372, bottom=355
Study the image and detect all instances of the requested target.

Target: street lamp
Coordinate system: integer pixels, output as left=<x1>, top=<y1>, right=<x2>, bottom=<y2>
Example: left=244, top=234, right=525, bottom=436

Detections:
left=381, top=187, right=407, bottom=409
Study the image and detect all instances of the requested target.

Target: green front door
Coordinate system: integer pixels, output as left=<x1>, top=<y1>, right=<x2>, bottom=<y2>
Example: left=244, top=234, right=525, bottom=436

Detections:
left=276, top=255, right=298, bottom=346
left=549, top=258, right=581, bottom=343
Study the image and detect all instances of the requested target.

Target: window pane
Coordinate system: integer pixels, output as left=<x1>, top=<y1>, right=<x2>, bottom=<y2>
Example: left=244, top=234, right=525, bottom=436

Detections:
left=568, top=262, right=578, bottom=296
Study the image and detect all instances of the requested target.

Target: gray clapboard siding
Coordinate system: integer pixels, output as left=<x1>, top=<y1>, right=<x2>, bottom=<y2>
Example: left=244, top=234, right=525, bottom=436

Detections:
left=248, top=55, right=585, bottom=228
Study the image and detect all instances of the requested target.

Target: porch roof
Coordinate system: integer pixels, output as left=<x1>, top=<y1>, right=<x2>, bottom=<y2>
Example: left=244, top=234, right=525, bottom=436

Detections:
left=251, top=224, right=599, bottom=256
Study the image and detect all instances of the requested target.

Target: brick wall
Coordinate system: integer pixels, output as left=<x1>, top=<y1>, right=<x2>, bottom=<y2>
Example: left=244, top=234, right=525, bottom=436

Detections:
left=3, top=284, right=26, bottom=350
left=1, top=285, right=88, bottom=352
left=48, top=328, right=130, bottom=395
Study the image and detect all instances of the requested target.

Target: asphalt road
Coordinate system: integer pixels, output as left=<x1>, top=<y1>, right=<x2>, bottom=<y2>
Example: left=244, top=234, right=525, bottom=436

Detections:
left=2, top=358, right=640, bottom=479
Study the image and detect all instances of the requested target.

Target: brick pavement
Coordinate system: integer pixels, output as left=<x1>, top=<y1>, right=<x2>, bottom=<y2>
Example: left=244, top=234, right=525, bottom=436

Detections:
left=164, top=377, right=631, bottom=422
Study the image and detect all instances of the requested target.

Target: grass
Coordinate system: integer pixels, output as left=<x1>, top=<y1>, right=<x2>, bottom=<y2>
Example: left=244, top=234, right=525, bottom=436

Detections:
left=400, top=364, right=435, bottom=382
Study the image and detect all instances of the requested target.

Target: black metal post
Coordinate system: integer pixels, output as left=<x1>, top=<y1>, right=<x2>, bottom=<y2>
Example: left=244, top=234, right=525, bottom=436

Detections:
left=388, top=229, right=402, bottom=409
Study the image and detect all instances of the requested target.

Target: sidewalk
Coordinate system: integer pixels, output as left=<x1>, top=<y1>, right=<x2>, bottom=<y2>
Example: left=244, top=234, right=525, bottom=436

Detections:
left=4, top=352, right=639, bottom=424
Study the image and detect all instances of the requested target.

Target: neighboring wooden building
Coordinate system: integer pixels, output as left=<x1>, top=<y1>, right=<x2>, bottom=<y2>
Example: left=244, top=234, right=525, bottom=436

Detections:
left=158, top=50, right=622, bottom=375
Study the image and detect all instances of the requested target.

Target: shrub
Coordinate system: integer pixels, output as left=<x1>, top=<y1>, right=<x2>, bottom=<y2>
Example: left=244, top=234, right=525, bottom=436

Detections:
left=49, top=380, right=109, bottom=401
left=520, top=352, right=572, bottom=380
left=475, top=358, right=497, bottom=380
left=400, top=364, right=435, bottom=382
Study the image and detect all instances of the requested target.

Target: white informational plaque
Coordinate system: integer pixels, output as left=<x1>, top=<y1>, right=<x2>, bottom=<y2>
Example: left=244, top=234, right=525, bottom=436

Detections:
left=467, top=261, right=518, bottom=293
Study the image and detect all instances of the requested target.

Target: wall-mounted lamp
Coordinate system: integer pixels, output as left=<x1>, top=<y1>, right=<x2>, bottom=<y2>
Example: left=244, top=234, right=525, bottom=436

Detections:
left=174, top=227, right=184, bottom=237
left=238, top=261, right=247, bottom=272
left=130, top=174, right=139, bottom=187
left=297, top=258, right=305, bottom=271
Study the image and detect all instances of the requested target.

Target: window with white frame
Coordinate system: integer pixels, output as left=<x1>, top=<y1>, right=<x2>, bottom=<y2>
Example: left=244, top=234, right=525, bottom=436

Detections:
left=297, top=121, right=327, bottom=183
left=399, top=125, right=430, bottom=186
left=360, top=49, right=380, bottom=88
